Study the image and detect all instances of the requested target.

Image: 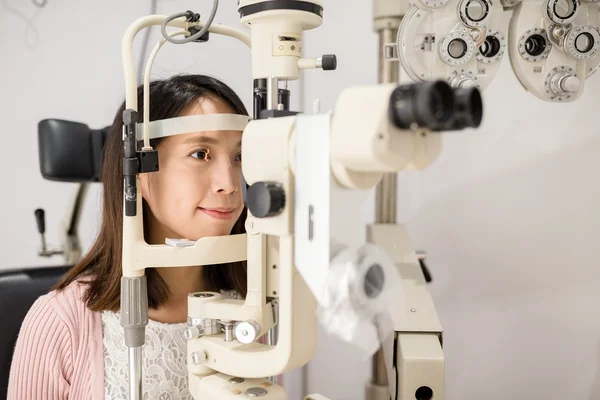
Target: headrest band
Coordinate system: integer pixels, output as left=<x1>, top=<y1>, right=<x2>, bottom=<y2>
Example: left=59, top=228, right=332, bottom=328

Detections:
left=136, top=114, right=250, bottom=141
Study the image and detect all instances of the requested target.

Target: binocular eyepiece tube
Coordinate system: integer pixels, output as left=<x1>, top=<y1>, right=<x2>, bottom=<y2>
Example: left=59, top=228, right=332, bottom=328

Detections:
left=388, top=80, right=483, bottom=132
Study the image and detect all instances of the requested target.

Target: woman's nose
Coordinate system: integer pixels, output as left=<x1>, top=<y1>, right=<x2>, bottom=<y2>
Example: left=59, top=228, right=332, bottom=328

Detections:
left=212, top=160, right=239, bottom=194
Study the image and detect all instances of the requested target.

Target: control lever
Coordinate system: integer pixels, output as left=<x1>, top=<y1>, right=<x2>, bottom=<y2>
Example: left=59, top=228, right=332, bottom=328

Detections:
left=34, top=208, right=63, bottom=257
left=417, top=251, right=433, bottom=283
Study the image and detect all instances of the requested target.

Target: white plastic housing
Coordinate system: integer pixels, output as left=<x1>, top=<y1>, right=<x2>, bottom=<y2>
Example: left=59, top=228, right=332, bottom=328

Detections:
left=397, top=0, right=510, bottom=89
left=368, top=223, right=444, bottom=400
left=187, top=235, right=317, bottom=378
left=508, top=0, right=599, bottom=101
left=190, top=373, right=287, bottom=399
left=242, top=117, right=296, bottom=235
left=330, top=84, right=442, bottom=190
left=187, top=114, right=318, bottom=380
left=239, top=0, right=324, bottom=79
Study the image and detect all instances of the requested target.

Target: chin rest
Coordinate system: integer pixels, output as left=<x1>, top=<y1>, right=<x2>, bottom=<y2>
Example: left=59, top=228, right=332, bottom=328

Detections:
left=38, top=119, right=110, bottom=182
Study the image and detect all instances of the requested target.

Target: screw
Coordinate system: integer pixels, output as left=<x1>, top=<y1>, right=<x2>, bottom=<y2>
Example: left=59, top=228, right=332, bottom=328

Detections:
left=291, top=45, right=296, bottom=50
left=411, top=308, right=416, bottom=312
left=272, top=265, right=278, bottom=269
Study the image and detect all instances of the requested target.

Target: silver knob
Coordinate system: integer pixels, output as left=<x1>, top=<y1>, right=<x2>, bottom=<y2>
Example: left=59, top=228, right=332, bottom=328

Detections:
left=184, top=326, right=203, bottom=340
left=550, top=72, right=580, bottom=93
left=451, top=76, right=477, bottom=88
left=246, top=387, right=268, bottom=397
left=191, top=351, right=206, bottom=365
left=234, top=320, right=261, bottom=344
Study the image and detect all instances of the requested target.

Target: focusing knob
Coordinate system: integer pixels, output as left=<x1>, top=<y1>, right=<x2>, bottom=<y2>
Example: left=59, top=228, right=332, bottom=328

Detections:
left=246, top=182, right=285, bottom=218
left=550, top=72, right=580, bottom=93
left=322, top=54, right=337, bottom=70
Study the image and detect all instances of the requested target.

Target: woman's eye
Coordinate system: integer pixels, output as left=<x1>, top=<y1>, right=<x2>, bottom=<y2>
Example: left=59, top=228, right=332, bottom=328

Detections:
left=235, top=152, right=242, bottom=162
left=191, top=149, right=210, bottom=160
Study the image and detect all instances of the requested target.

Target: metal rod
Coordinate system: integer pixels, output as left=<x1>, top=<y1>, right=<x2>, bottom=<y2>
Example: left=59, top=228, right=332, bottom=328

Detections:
left=224, top=321, right=234, bottom=342
left=372, top=26, right=400, bottom=389
left=129, top=347, right=142, bottom=399
left=40, top=234, right=47, bottom=253
left=266, top=77, right=278, bottom=110
left=267, top=299, right=280, bottom=384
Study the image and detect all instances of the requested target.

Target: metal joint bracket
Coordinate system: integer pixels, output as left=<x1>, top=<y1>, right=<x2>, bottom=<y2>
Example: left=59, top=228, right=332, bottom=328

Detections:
left=384, top=43, right=399, bottom=61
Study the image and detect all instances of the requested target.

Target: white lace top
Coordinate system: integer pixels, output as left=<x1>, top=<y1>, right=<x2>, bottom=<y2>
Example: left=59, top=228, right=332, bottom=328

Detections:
left=101, top=291, right=241, bottom=400
left=102, top=311, right=191, bottom=400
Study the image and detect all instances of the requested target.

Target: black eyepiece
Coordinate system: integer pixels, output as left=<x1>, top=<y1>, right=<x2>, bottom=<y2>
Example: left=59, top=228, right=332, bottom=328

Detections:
left=388, top=80, right=455, bottom=132
left=388, top=80, right=484, bottom=132
left=449, top=86, right=483, bottom=130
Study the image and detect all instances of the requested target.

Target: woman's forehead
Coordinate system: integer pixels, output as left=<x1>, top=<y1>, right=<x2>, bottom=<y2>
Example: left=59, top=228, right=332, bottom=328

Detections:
left=180, top=97, right=235, bottom=116
left=172, top=130, right=242, bottom=147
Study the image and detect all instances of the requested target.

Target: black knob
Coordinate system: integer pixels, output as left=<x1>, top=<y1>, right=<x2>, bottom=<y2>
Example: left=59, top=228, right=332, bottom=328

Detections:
left=246, top=182, right=285, bottom=218
left=35, top=208, right=46, bottom=234
left=322, top=54, right=337, bottom=70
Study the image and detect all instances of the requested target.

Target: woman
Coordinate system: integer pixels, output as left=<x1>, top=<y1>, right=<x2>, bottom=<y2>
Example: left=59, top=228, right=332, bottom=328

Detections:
left=8, top=74, right=249, bottom=399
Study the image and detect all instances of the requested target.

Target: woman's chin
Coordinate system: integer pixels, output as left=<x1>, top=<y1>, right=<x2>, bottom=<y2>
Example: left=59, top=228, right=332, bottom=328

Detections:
left=187, top=228, right=235, bottom=241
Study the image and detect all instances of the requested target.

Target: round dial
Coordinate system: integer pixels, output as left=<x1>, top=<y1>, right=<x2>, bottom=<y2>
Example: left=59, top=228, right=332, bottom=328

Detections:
left=518, top=28, right=552, bottom=62
left=439, top=31, right=477, bottom=66
left=459, top=0, right=492, bottom=27
left=546, top=0, right=580, bottom=25
left=564, top=25, right=600, bottom=59
left=416, top=0, right=450, bottom=9
left=476, top=31, right=507, bottom=63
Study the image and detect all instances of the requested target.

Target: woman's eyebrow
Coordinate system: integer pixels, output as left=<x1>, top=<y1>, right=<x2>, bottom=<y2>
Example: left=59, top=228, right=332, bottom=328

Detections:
left=181, top=135, right=219, bottom=145
left=181, top=135, right=242, bottom=147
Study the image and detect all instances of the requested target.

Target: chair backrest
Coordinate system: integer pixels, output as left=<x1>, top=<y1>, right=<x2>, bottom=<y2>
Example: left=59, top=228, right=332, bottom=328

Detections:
left=0, top=265, right=71, bottom=399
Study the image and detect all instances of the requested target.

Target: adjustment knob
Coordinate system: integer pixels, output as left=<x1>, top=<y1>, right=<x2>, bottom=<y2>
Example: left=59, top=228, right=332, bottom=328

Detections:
left=450, top=76, right=477, bottom=88
left=550, top=72, right=580, bottom=94
left=245, top=182, right=285, bottom=218
left=321, top=54, right=337, bottom=70
left=183, top=326, right=203, bottom=340
left=234, top=320, right=261, bottom=344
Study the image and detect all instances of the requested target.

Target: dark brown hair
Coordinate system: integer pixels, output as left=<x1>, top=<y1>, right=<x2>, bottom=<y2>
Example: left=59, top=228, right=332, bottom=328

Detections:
left=53, top=74, right=249, bottom=311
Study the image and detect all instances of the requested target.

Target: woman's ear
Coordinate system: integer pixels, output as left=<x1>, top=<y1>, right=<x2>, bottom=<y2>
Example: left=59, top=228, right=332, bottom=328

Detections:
left=139, top=173, right=151, bottom=201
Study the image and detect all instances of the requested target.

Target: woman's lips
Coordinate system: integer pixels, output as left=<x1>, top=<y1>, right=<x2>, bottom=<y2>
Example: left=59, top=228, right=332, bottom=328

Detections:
left=198, top=207, right=236, bottom=220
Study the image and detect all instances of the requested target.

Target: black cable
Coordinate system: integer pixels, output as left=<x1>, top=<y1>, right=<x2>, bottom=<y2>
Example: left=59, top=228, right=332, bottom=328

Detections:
left=160, top=1, right=218, bottom=45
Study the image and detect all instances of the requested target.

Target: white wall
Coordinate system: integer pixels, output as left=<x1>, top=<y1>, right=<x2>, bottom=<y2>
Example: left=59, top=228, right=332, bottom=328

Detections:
left=302, top=1, right=600, bottom=400
left=3, top=1, right=600, bottom=400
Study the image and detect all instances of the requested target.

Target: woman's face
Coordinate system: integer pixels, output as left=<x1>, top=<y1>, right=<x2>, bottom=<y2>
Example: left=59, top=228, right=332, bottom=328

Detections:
left=140, top=97, right=244, bottom=241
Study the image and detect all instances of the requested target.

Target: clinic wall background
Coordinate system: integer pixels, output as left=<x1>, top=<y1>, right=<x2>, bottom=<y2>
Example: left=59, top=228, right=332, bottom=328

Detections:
left=2, top=1, right=600, bottom=400
left=301, top=1, right=600, bottom=400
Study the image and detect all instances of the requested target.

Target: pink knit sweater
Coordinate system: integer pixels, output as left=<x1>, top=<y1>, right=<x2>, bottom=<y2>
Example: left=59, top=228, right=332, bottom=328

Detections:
left=7, top=280, right=104, bottom=400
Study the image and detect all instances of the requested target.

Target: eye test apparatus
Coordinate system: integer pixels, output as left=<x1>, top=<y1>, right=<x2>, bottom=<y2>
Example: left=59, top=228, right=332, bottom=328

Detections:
left=118, top=1, right=483, bottom=400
